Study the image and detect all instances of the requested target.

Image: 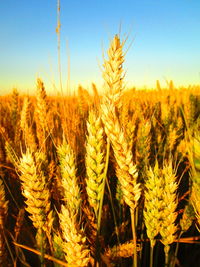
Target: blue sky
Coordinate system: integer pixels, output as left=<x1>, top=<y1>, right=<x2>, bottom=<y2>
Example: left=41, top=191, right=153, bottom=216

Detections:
left=0, top=0, right=200, bottom=95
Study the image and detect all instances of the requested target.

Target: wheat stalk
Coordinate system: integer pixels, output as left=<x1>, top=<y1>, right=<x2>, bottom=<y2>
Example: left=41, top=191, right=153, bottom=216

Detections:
left=0, top=177, right=8, bottom=266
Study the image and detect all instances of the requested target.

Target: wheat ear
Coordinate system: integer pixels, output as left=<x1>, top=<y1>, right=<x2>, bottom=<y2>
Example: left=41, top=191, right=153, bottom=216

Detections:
left=11, top=88, right=19, bottom=129
left=104, top=241, right=141, bottom=263
left=36, top=78, right=49, bottom=132
left=101, top=101, right=141, bottom=210
left=57, top=141, right=90, bottom=265
left=59, top=206, right=90, bottom=266
left=102, top=34, right=124, bottom=106
left=101, top=98, right=140, bottom=267
left=85, top=110, right=106, bottom=216
left=20, top=97, right=37, bottom=152
left=18, top=150, right=54, bottom=249
left=144, top=161, right=163, bottom=248
left=0, top=178, right=8, bottom=229
left=189, top=134, right=200, bottom=230
left=57, top=141, right=81, bottom=212
left=191, top=184, right=200, bottom=230
left=144, top=160, right=178, bottom=266
left=35, top=78, right=49, bottom=151
left=160, top=161, right=178, bottom=264
left=180, top=200, right=195, bottom=233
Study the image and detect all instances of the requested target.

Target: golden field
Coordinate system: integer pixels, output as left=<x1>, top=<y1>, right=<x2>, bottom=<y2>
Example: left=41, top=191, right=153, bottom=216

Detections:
left=0, top=35, right=200, bottom=267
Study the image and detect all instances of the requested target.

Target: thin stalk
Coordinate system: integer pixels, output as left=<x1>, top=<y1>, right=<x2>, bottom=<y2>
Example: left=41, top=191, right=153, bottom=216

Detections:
left=97, top=139, right=110, bottom=231
left=39, top=229, right=45, bottom=267
left=164, top=245, right=170, bottom=267
left=2, top=230, right=15, bottom=265
left=1, top=174, right=20, bottom=210
left=154, top=242, right=160, bottom=267
left=150, top=245, right=154, bottom=267
left=171, top=233, right=182, bottom=267
left=13, top=242, right=68, bottom=266
left=56, top=0, right=63, bottom=94
left=135, top=204, right=141, bottom=265
left=135, top=205, right=139, bottom=229
left=130, top=209, right=137, bottom=267
left=95, top=139, right=110, bottom=266
left=139, top=222, right=145, bottom=267
left=105, top=176, right=120, bottom=244
left=66, top=40, right=70, bottom=96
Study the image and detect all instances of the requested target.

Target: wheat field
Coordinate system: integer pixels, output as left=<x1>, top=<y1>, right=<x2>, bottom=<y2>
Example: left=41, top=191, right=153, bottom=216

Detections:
left=0, top=35, right=200, bottom=267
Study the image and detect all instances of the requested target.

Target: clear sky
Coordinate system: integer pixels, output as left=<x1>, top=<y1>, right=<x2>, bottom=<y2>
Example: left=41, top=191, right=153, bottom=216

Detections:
left=1, top=0, right=200, bottom=95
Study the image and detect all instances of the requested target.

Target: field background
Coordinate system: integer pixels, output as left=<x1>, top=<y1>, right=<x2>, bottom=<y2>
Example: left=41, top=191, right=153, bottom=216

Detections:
left=1, top=1, right=200, bottom=266
left=1, top=66, right=200, bottom=266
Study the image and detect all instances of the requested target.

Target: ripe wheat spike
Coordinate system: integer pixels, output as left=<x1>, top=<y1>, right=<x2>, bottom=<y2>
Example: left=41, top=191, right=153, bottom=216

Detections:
left=59, top=205, right=90, bottom=266
left=102, top=34, right=124, bottom=107
left=57, top=141, right=81, bottom=212
left=101, top=100, right=141, bottom=210
left=20, top=97, right=37, bottom=152
left=159, top=161, right=178, bottom=260
left=35, top=78, right=49, bottom=152
left=18, top=150, right=54, bottom=248
left=105, top=241, right=141, bottom=262
left=144, top=161, right=164, bottom=248
left=188, top=134, right=200, bottom=230
left=85, top=110, right=106, bottom=216
left=0, top=178, right=8, bottom=229
left=180, top=201, right=195, bottom=233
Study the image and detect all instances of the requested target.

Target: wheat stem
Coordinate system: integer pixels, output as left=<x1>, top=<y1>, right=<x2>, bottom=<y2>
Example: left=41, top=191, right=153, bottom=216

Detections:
left=150, top=245, right=154, bottom=267
left=130, top=209, right=137, bottom=267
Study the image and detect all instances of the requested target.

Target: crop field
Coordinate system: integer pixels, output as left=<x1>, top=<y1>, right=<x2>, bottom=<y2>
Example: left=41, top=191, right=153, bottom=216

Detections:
left=0, top=35, right=200, bottom=267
